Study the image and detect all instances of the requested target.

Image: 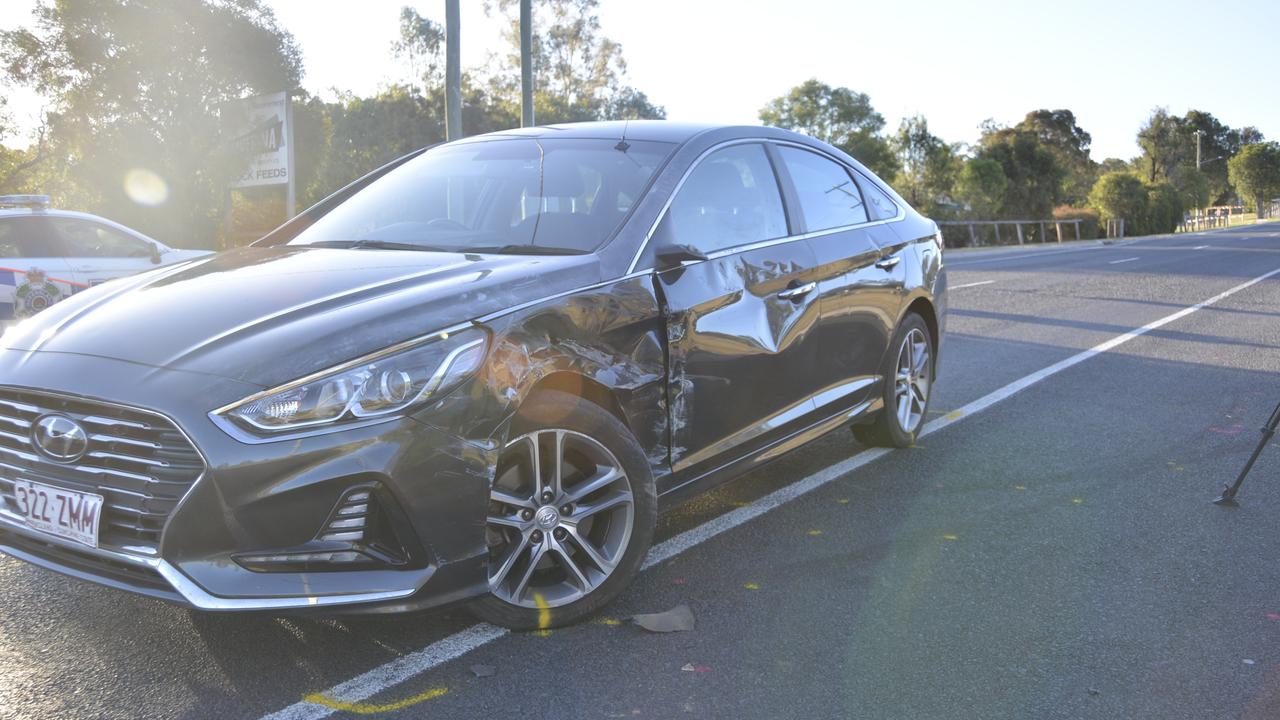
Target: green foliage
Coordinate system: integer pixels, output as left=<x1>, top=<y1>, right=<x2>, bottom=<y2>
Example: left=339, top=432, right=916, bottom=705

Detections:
left=1052, top=205, right=1100, bottom=240
left=0, top=0, right=302, bottom=248
left=1144, top=182, right=1184, bottom=234
left=891, top=115, right=958, bottom=215
left=1136, top=107, right=1184, bottom=183
left=1228, top=142, right=1280, bottom=218
left=1013, top=109, right=1095, bottom=205
left=483, top=0, right=664, bottom=123
left=954, top=157, right=1007, bottom=218
left=1089, top=171, right=1147, bottom=228
left=1178, top=166, right=1210, bottom=211
left=759, top=79, right=897, bottom=179
left=974, top=125, right=1063, bottom=219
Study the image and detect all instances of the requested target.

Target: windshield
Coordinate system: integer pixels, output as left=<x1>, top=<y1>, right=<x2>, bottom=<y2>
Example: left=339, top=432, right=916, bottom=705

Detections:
left=289, top=137, right=673, bottom=254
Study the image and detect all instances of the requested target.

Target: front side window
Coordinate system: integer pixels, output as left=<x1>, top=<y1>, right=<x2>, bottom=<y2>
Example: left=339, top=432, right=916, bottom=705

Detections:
left=51, top=219, right=154, bottom=258
left=289, top=138, right=673, bottom=254
left=660, top=143, right=788, bottom=254
left=0, top=217, right=63, bottom=258
left=778, top=146, right=868, bottom=230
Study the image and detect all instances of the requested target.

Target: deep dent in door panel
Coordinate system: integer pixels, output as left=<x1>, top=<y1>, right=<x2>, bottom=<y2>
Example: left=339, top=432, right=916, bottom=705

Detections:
left=662, top=252, right=820, bottom=469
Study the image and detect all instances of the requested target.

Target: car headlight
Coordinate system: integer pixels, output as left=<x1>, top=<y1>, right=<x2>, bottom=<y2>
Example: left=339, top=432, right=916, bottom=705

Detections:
left=215, top=328, right=487, bottom=435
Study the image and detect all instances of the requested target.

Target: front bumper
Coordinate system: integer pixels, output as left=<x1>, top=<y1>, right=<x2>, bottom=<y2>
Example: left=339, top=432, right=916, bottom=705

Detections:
left=0, top=349, right=497, bottom=613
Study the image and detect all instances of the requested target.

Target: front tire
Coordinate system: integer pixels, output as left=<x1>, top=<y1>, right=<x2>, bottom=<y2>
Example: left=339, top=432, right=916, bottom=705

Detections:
left=470, top=390, right=657, bottom=630
left=852, top=313, right=934, bottom=448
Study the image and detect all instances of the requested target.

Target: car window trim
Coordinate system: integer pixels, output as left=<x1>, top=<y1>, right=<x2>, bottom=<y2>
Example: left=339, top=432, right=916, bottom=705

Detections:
left=627, top=138, right=906, bottom=274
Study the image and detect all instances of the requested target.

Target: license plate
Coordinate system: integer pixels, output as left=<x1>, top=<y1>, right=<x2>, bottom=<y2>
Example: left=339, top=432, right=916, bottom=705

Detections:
left=12, top=480, right=103, bottom=549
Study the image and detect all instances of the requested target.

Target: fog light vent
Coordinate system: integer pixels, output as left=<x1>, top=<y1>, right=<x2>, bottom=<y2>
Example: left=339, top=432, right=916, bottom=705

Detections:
left=320, top=488, right=372, bottom=542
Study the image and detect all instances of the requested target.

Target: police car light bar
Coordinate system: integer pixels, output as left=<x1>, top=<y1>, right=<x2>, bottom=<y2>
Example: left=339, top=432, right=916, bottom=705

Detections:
left=0, top=195, right=52, bottom=210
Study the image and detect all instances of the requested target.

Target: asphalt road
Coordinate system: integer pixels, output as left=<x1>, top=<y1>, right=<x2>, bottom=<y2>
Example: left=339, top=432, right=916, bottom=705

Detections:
left=4, top=224, right=1280, bottom=720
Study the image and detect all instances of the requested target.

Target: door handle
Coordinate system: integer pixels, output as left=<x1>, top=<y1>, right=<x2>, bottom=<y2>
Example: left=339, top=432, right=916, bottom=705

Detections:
left=777, top=281, right=816, bottom=301
left=875, top=256, right=901, bottom=271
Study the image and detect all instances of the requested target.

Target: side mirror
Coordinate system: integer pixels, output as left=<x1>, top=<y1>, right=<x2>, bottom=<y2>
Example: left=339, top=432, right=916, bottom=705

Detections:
left=655, top=244, right=708, bottom=271
left=149, top=245, right=163, bottom=264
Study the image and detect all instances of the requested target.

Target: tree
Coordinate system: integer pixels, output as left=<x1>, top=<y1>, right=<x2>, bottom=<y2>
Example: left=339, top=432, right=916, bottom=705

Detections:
left=1089, top=171, right=1147, bottom=234
left=954, top=157, right=1007, bottom=218
left=1, top=0, right=302, bottom=247
left=891, top=115, right=958, bottom=215
left=1136, top=108, right=1185, bottom=183
left=1178, top=166, right=1210, bottom=211
left=483, top=0, right=664, bottom=123
left=1014, top=109, right=1095, bottom=205
left=760, top=79, right=897, bottom=179
left=1228, top=142, right=1280, bottom=219
left=1145, top=182, right=1184, bottom=234
left=974, top=125, right=1062, bottom=219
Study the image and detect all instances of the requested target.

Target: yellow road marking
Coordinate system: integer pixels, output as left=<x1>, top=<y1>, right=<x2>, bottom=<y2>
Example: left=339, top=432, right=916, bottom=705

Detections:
left=534, top=592, right=553, bottom=637
left=943, top=534, right=959, bottom=541
left=807, top=529, right=823, bottom=536
left=743, top=582, right=761, bottom=590
left=944, top=410, right=965, bottom=421
left=303, top=687, right=448, bottom=714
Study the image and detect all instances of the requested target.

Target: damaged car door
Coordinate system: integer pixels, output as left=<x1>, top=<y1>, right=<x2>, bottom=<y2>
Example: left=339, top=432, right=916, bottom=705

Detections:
left=653, top=142, right=825, bottom=478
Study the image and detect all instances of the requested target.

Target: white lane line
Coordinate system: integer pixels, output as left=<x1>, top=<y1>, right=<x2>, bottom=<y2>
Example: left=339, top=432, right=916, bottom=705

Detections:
left=1194, top=245, right=1210, bottom=250
left=262, top=264, right=1280, bottom=720
left=950, top=280, right=996, bottom=290
left=1108, top=257, right=1140, bottom=265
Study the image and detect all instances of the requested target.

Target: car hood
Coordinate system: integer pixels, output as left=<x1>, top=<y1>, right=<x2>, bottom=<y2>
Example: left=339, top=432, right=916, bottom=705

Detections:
left=2, top=246, right=602, bottom=388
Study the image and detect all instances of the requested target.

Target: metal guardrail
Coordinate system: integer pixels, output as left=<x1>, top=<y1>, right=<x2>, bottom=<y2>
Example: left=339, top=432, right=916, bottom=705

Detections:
left=935, top=219, right=1083, bottom=246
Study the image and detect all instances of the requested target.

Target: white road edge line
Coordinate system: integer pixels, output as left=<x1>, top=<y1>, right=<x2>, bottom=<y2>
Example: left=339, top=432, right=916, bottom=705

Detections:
left=262, top=264, right=1280, bottom=720
left=1108, top=257, right=1140, bottom=265
left=950, top=280, right=997, bottom=289
left=1194, top=245, right=1209, bottom=250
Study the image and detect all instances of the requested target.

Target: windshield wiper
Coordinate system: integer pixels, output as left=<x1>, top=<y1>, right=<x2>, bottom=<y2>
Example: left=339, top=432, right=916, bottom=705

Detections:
left=466, top=245, right=588, bottom=256
left=306, top=239, right=453, bottom=252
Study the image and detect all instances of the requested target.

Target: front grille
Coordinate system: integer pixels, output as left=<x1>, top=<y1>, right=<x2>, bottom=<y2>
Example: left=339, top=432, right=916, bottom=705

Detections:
left=0, top=387, right=205, bottom=554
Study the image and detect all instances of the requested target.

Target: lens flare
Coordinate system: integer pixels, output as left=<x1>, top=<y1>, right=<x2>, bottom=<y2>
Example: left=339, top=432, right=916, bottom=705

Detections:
left=123, top=168, right=169, bottom=206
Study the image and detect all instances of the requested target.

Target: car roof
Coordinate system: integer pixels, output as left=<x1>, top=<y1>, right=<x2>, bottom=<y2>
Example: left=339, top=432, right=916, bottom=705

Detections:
left=0, top=207, right=166, bottom=247
left=456, top=120, right=799, bottom=145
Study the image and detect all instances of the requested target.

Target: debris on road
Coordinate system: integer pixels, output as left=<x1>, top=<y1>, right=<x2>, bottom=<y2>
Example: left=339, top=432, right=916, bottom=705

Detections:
left=470, top=664, right=496, bottom=678
left=632, top=605, right=695, bottom=633
left=681, top=663, right=712, bottom=673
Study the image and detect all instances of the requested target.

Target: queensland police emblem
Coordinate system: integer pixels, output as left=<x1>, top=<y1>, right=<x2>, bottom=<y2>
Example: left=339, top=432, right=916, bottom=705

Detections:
left=15, top=268, right=63, bottom=318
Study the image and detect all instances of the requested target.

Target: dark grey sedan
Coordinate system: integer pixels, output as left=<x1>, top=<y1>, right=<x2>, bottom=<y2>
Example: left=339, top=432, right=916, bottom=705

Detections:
left=0, top=121, right=946, bottom=628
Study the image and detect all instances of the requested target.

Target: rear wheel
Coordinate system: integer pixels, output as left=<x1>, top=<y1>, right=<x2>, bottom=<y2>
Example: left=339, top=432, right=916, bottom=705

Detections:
left=852, top=313, right=934, bottom=448
left=470, top=390, right=656, bottom=630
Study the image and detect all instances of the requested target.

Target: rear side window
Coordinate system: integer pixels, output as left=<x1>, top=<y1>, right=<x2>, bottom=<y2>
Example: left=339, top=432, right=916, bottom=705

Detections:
left=661, top=143, right=787, bottom=254
left=49, top=218, right=154, bottom=258
left=859, top=175, right=901, bottom=220
left=778, top=147, right=868, bottom=230
left=0, top=217, right=64, bottom=258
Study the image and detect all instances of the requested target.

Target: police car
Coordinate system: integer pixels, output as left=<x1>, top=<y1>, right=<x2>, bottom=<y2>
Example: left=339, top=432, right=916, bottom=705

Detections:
left=0, top=195, right=211, bottom=323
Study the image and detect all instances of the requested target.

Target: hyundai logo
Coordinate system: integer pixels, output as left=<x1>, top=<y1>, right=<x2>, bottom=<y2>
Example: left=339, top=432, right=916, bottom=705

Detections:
left=534, top=505, right=561, bottom=530
left=31, top=415, right=89, bottom=463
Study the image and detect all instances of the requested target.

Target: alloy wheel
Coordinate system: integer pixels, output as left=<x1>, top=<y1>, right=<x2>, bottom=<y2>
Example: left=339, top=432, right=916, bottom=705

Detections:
left=894, top=327, right=931, bottom=433
left=486, top=429, right=635, bottom=608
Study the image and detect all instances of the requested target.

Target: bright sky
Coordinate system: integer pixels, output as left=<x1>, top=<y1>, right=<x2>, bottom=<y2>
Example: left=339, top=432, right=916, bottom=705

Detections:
left=4, top=0, right=1278, bottom=161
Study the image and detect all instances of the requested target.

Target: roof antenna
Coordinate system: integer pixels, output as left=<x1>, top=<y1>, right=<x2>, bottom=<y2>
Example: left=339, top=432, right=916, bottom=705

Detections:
left=615, top=119, right=631, bottom=152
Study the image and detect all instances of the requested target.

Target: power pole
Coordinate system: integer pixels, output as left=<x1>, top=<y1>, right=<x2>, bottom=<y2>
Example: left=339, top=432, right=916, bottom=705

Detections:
left=1195, top=129, right=1204, bottom=170
left=445, top=0, right=462, bottom=141
left=520, top=0, right=534, bottom=127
